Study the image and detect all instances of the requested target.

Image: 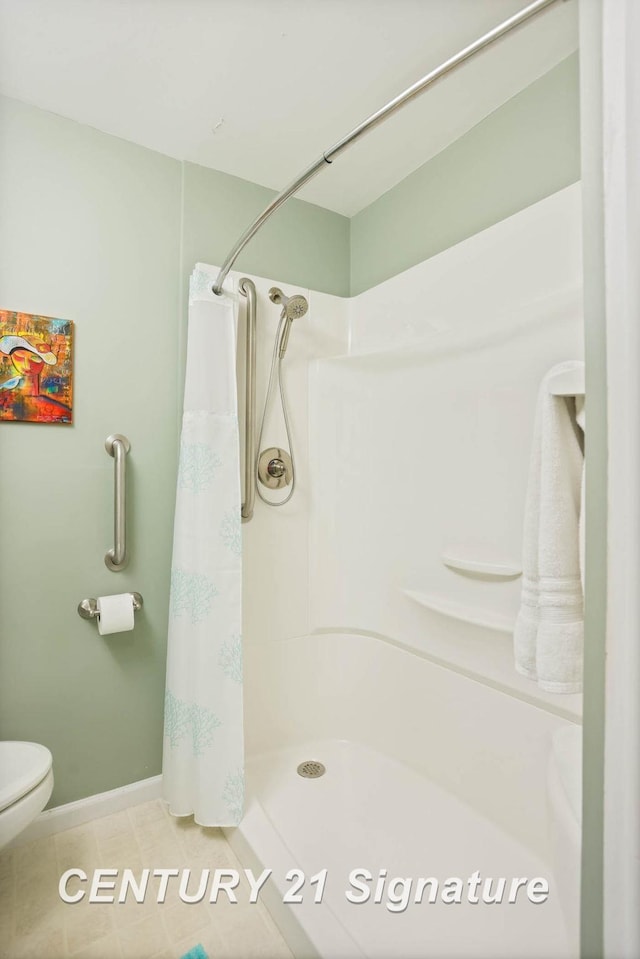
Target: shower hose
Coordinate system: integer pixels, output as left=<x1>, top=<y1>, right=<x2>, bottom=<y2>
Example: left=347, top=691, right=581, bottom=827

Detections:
left=256, top=310, right=295, bottom=507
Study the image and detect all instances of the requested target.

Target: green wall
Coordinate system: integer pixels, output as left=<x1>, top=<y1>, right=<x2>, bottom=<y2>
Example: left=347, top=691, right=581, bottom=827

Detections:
left=181, top=161, right=350, bottom=299
left=350, top=53, right=580, bottom=295
left=0, top=96, right=348, bottom=806
left=0, top=96, right=182, bottom=807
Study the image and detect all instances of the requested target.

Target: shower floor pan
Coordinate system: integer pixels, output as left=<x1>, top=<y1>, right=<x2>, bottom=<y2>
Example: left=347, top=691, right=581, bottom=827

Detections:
left=225, top=738, right=572, bottom=959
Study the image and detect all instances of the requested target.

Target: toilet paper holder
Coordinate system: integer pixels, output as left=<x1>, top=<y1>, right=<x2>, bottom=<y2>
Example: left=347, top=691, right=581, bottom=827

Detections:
left=78, top=592, right=143, bottom=621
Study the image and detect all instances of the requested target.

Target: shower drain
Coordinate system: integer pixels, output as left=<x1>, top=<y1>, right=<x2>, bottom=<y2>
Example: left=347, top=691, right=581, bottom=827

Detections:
left=297, top=760, right=326, bottom=779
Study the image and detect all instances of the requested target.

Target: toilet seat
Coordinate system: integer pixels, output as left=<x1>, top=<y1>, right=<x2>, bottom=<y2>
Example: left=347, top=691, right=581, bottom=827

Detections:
left=0, top=741, right=53, bottom=811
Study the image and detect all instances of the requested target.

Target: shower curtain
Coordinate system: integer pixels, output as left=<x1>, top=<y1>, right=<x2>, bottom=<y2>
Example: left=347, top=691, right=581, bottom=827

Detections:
left=162, top=264, right=244, bottom=826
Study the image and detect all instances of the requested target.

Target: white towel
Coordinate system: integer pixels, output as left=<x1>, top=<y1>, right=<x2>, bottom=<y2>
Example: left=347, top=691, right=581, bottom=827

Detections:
left=514, top=361, right=585, bottom=693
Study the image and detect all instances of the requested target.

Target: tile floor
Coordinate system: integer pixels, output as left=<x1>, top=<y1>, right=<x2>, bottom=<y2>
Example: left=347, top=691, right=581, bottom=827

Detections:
left=0, top=800, right=294, bottom=959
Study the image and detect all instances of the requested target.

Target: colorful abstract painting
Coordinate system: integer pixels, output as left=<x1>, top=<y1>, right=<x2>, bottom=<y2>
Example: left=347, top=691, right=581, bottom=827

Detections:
left=0, top=311, right=73, bottom=424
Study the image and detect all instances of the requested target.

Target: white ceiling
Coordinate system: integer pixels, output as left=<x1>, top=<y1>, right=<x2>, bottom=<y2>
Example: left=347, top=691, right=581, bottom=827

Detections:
left=0, top=0, right=578, bottom=217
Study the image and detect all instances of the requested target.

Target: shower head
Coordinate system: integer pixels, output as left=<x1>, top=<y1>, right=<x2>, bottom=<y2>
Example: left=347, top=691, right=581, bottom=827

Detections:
left=269, top=287, right=308, bottom=357
left=283, top=294, right=309, bottom=320
left=269, top=287, right=308, bottom=320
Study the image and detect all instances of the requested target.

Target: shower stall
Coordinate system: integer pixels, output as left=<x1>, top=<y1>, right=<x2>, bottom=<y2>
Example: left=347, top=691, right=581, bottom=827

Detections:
left=161, top=2, right=585, bottom=955
left=201, top=179, right=584, bottom=958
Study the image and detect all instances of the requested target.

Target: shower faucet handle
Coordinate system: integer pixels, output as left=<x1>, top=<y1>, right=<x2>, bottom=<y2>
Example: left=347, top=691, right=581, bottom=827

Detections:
left=258, top=447, right=293, bottom=490
left=267, top=458, right=286, bottom=478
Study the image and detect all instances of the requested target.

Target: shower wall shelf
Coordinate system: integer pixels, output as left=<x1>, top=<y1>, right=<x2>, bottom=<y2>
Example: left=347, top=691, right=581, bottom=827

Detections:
left=402, top=589, right=515, bottom=635
left=441, top=547, right=521, bottom=579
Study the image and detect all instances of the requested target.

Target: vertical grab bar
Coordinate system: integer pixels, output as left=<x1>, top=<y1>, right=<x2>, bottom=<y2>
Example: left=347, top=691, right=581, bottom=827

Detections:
left=105, top=434, right=131, bottom=570
left=240, top=277, right=257, bottom=522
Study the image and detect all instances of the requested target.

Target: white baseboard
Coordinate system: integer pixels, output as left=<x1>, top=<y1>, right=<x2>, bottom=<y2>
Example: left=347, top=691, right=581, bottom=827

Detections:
left=8, top=775, right=163, bottom=848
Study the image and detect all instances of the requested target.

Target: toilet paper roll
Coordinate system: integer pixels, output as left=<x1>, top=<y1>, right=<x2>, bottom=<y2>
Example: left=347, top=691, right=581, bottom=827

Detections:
left=96, top=593, right=135, bottom=635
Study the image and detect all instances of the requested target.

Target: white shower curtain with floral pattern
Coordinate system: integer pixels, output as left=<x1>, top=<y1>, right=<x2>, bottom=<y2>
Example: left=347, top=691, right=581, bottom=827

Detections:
left=162, top=264, right=243, bottom=825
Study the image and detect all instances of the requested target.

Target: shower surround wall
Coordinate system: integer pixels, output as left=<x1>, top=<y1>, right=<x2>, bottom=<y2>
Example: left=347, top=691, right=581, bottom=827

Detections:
left=243, top=181, right=584, bottom=751
left=312, top=184, right=583, bottom=718
left=237, top=185, right=584, bottom=958
left=320, top=180, right=582, bottom=787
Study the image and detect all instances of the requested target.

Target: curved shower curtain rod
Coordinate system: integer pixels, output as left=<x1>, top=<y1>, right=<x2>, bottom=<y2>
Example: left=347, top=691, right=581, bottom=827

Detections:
left=212, top=0, right=566, bottom=295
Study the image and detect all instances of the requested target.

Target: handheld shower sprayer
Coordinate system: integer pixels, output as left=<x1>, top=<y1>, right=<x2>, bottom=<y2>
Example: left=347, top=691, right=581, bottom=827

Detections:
left=256, top=287, right=309, bottom=508
left=268, top=287, right=308, bottom=357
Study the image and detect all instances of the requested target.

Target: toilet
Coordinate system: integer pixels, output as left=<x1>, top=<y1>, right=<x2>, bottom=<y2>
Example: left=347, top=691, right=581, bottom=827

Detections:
left=0, top=742, right=54, bottom=849
left=547, top=724, right=582, bottom=955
